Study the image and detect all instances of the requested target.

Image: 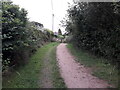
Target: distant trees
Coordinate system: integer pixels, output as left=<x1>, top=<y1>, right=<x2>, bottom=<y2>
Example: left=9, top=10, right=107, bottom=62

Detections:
left=2, top=1, right=53, bottom=71
left=58, top=29, right=65, bottom=42
left=58, top=29, right=62, bottom=35
left=65, top=2, right=120, bottom=64
left=44, top=28, right=54, bottom=41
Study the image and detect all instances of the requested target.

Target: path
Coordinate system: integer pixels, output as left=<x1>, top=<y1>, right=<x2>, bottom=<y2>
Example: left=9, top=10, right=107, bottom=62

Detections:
left=57, top=43, right=111, bottom=88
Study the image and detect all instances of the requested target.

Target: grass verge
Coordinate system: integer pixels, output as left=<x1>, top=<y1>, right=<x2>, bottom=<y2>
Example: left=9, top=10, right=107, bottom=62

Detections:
left=67, top=44, right=119, bottom=88
left=50, top=44, right=66, bottom=88
left=3, top=42, right=63, bottom=88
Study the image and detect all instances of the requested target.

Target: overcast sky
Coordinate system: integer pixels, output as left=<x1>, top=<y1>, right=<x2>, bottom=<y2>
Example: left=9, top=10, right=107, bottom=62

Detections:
left=11, top=0, right=73, bottom=33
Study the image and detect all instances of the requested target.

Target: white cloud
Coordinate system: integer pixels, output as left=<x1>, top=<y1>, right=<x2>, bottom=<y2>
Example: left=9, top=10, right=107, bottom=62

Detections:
left=12, top=0, right=73, bottom=33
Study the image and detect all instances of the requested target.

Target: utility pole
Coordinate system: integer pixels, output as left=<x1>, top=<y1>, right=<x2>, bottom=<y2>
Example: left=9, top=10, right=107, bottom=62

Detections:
left=51, top=0, right=54, bottom=32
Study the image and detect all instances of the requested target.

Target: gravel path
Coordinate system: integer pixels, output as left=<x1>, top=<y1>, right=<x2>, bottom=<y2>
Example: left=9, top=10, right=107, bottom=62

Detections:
left=56, top=43, right=111, bottom=88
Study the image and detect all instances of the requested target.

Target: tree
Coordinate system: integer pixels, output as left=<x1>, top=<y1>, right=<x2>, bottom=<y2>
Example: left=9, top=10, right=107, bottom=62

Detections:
left=58, top=29, right=62, bottom=35
left=65, top=2, right=120, bottom=64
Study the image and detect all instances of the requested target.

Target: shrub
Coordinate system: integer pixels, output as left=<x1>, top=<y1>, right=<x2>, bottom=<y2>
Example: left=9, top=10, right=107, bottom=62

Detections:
left=65, top=2, right=120, bottom=65
left=2, top=1, right=53, bottom=71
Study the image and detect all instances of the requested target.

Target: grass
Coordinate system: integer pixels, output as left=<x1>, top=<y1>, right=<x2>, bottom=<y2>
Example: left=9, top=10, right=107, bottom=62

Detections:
left=50, top=44, right=66, bottom=88
left=67, top=43, right=119, bottom=88
left=3, top=42, right=65, bottom=88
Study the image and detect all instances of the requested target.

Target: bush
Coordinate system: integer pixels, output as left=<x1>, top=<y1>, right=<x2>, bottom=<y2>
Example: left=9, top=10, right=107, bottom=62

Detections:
left=2, top=1, right=53, bottom=71
left=65, top=2, right=120, bottom=65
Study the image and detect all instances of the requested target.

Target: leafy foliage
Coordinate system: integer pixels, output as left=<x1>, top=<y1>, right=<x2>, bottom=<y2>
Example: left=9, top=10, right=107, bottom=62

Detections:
left=58, top=29, right=62, bottom=35
left=44, top=28, right=54, bottom=41
left=2, top=1, right=53, bottom=71
left=65, top=2, right=120, bottom=64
